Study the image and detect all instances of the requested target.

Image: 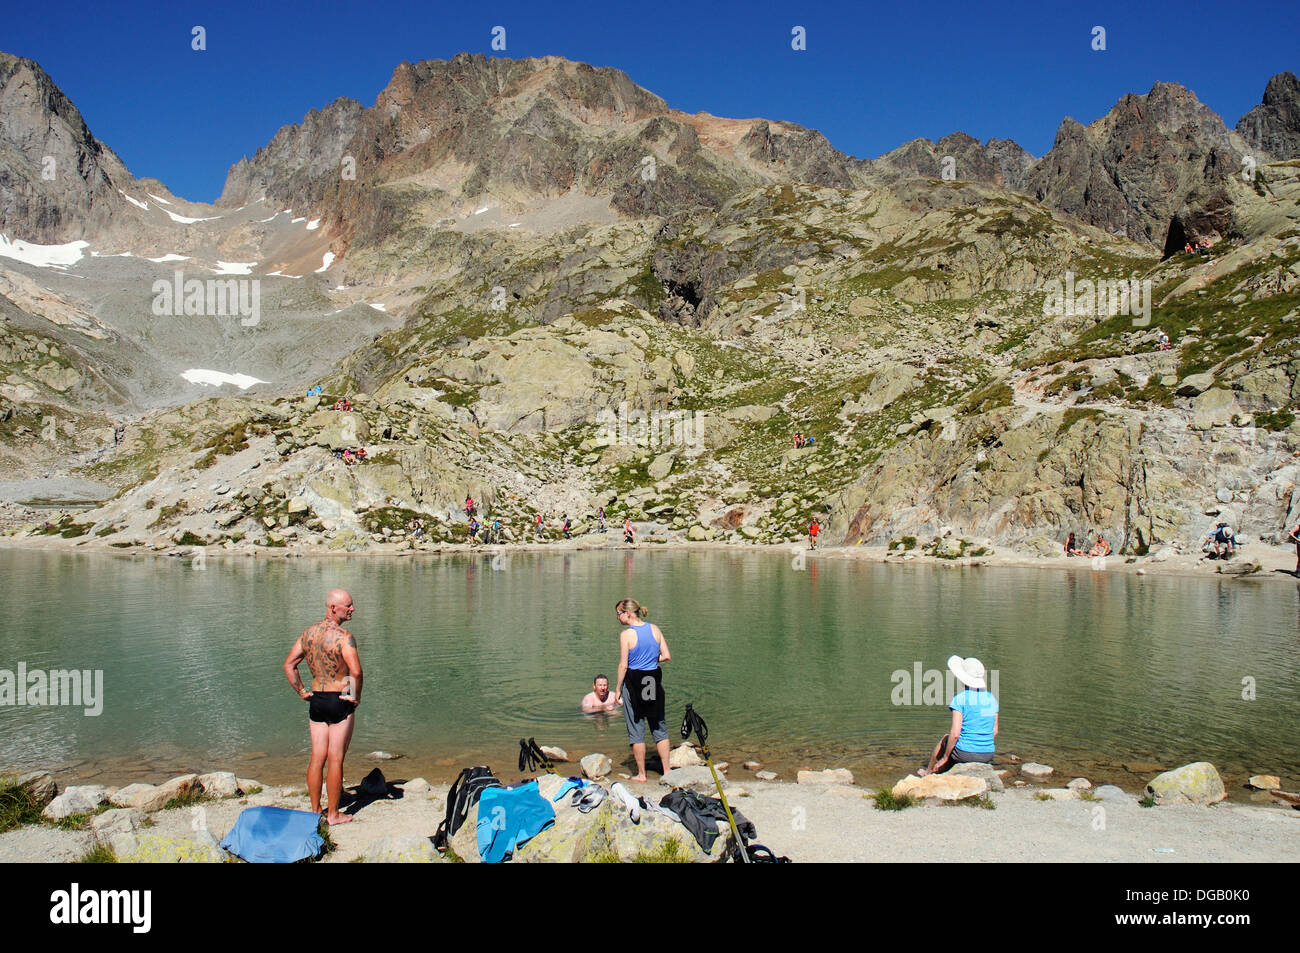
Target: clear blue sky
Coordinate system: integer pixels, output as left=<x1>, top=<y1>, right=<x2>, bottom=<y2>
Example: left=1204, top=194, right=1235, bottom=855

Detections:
left=5, top=0, right=1296, bottom=202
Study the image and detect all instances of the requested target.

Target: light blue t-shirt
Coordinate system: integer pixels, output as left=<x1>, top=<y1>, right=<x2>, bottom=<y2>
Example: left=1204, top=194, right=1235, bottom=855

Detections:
left=951, top=688, right=998, bottom=753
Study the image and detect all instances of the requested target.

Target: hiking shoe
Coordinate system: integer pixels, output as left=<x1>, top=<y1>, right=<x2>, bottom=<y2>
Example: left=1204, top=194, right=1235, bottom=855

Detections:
left=576, top=785, right=608, bottom=813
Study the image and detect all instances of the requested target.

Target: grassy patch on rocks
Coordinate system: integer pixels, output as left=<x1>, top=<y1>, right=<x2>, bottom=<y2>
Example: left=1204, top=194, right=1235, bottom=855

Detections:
left=873, top=789, right=917, bottom=811
left=0, top=778, right=45, bottom=832
left=75, top=844, right=118, bottom=863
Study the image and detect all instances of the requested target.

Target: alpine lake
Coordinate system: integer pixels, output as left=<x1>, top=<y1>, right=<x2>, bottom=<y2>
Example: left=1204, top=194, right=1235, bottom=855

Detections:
left=3, top=548, right=1297, bottom=798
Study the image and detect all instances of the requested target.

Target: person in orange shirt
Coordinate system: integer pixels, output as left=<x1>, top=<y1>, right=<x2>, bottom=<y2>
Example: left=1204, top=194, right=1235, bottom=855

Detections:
left=809, top=518, right=820, bottom=550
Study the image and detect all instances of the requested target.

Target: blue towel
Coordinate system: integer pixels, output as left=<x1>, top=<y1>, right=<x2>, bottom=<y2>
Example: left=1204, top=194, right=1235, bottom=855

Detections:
left=476, top=781, right=555, bottom=863
left=219, top=806, right=324, bottom=863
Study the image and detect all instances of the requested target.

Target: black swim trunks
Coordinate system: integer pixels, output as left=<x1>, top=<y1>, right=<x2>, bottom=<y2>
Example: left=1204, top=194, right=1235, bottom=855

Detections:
left=308, top=691, right=356, bottom=725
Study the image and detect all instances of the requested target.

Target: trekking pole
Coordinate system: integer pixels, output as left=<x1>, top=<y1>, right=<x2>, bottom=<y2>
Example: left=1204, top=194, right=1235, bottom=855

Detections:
left=518, top=737, right=560, bottom=776
left=680, top=704, right=751, bottom=863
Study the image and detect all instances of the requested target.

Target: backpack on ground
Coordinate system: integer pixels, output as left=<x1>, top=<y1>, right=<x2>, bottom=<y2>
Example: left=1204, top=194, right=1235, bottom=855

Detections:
left=434, top=765, right=501, bottom=852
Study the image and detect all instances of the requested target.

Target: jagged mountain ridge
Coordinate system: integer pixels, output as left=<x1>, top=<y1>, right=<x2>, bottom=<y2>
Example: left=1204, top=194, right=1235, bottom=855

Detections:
left=0, top=51, right=1297, bottom=563
left=216, top=53, right=868, bottom=255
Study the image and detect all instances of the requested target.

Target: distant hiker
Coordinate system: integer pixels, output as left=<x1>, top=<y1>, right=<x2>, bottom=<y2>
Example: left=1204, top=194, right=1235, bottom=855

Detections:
left=794, top=433, right=802, bottom=449
left=563, top=515, right=572, bottom=539
left=598, top=506, right=607, bottom=533
left=1184, top=242, right=1193, bottom=255
left=1064, top=532, right=1085, bottom=556
left=809, top=518, right=820, bottom=550
left=918, top=656, right=998, bottom=777
left=581, top=674, right=621, bottom=713
left=283, top=589, right=362, bottom=825
left=614, top=599, right=672, bottom=781
left=342, top=449, right=357, bottom=465
left=1288, top=522, right=1300, bottom=575
left=1208, top=521, right=1235, bottom=558
left=469, top=518, right=480, bottom=542
left=536, top=513, right=545, bottom=537
left=113, top=425, right=125, bottom=446
left=492, top=518, right=502, bottom=543
left=355, top=447, right=367, bottom=462
left=465, top=495, right=475, bottom=519
left=624, top=518, right=635, bottom=545
left=1156, top=328, right=1171, bottom=351
left=1088, top=534, right=1111, bottom=557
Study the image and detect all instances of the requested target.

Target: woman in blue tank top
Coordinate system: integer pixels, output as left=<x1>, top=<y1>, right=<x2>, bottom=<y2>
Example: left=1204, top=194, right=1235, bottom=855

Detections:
left=614, top=598, right=672, bottom=782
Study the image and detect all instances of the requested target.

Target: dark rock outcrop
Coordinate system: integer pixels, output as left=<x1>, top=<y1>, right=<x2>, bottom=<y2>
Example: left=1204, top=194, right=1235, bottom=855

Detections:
left=1236, top=71, right=1300, bottom=160
left=1026, top=82, right=1248, bottom=247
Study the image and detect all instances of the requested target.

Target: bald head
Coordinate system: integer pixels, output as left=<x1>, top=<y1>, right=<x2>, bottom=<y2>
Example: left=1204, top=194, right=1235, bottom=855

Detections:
left=326, top=589, right=354, bottom=624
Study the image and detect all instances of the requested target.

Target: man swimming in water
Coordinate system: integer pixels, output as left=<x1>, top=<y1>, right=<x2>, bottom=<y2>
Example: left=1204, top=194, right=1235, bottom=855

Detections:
left=283, top=589, right=363, bottom=825
left=581, top=674, right=622, bottom=712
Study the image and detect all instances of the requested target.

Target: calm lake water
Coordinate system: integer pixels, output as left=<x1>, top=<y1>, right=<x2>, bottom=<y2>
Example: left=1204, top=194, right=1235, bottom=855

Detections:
left=2, top=549, right=1297, bottom=793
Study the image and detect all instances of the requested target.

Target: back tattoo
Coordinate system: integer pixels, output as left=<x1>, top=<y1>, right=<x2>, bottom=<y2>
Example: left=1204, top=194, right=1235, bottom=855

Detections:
left=301, top=620, right=356, bottom=688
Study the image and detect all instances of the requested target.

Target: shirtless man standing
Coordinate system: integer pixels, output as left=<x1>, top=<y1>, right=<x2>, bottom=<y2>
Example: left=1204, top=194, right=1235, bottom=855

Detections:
left=283, top=589, right=363, bottom=825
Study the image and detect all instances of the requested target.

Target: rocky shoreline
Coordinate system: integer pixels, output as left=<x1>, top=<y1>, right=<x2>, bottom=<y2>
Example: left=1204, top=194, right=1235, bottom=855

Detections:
left=3, top=752, right=1297, bottom=863
left=2, top=519, right=1297, bottom=585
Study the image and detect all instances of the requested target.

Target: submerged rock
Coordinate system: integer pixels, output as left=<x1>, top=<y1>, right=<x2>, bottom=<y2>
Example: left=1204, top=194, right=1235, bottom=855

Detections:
left=1020, top=762, right=1054, bottom=778
left=1247, top=775, right=1281, bottom=791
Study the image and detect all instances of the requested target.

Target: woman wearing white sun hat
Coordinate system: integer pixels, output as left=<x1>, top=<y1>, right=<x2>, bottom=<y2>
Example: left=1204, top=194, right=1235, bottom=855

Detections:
left=918, top=655, right=999, bottom=776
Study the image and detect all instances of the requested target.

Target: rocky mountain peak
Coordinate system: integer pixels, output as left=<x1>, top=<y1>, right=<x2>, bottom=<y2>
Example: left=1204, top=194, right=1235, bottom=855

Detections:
left=0, top=52, right=133, bottom=243
left=1236, top=71, right=1300, bottom=160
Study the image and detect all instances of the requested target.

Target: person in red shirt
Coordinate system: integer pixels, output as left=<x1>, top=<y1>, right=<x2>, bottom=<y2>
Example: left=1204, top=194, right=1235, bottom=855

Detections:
left=809, top=518, right=820, bottom=550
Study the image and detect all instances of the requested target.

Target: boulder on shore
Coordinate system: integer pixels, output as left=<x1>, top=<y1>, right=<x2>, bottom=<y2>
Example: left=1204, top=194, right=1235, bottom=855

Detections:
left=669, top=744, right=705, bottom=769
left=947, top=762, right=1004, bottom=792
left=15, top=771, right=56, bottom=807
left=1145, top=762, right=1227, bottom=806
left=580, top=753, right=613, bottom=779
left=110, top=783, right=169, bottom=813
left=196, top=771, right=239, bottom=798
left=660, top=765, right=722, bottom=792
left=892, top=774, right=988, bottom=801
left=90, top=808, right=147, bottom=842
left=797, top=768, right=855, bottom=785
left=43, top=785, right=110, bottom=821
